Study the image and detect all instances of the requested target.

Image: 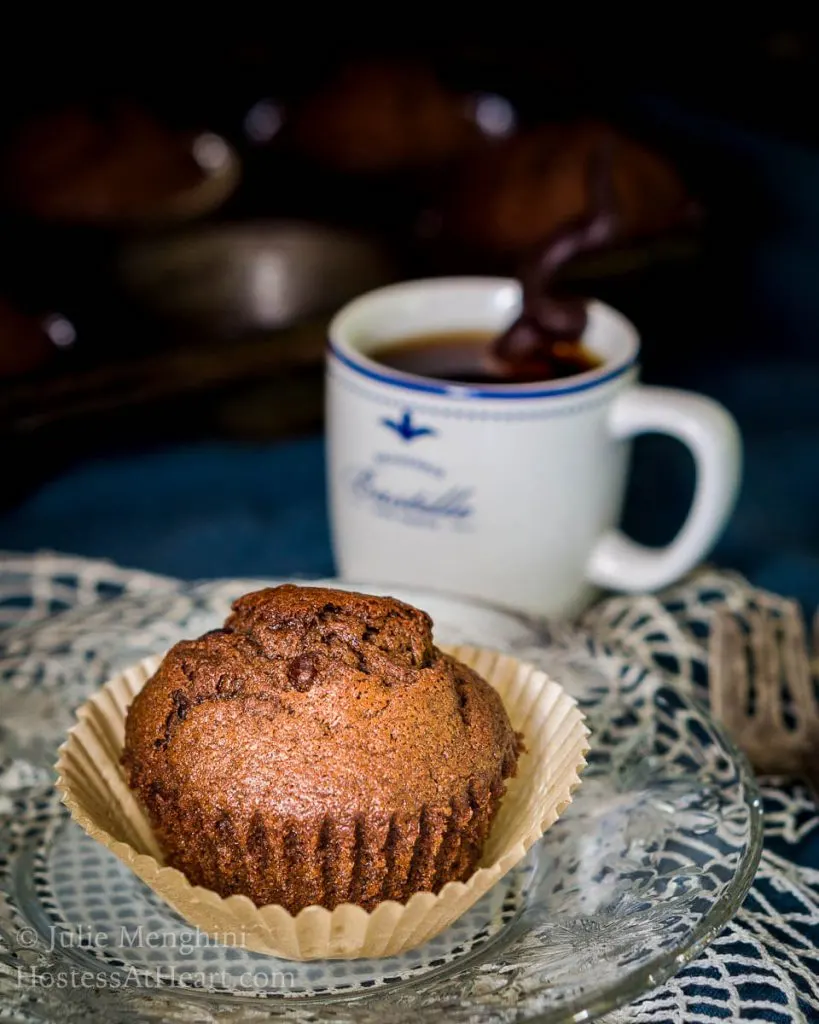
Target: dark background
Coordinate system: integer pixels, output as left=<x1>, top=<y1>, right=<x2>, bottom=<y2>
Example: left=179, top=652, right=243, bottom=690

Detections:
left=1, top=27, right=818, bottom=605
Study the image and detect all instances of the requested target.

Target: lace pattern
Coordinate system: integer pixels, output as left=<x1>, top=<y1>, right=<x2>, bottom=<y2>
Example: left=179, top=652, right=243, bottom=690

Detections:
left=583, top=569, right=819, bottom=1022
left=0, top=553, right=815, bottom=1022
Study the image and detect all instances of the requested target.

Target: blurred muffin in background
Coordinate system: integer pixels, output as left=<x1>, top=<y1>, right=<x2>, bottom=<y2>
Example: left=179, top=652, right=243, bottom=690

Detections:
left=289, top=61, right=490, bottom=173
left=1, top=103, right=238, bottom=226
left=439, top=121, right=691, bottom=257
left=0, top=297, right=70, bottom=379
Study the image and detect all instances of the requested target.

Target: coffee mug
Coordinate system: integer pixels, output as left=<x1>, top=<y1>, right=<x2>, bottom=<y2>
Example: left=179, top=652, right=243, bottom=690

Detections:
left=327, top=278, right=741, bottom=618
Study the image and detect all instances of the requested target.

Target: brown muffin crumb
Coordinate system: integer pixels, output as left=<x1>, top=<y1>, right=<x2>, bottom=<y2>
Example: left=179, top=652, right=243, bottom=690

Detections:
left=123, top=585, right=520, bottom=913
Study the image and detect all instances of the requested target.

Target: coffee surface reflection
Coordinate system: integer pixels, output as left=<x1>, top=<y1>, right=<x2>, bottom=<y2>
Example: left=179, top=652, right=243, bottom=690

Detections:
left=370, top=330, right=601, bottom=385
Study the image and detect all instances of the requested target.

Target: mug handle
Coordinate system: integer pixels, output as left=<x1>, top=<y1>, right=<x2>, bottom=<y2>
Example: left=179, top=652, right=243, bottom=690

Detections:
left=586, top=385, right=742, bottom=593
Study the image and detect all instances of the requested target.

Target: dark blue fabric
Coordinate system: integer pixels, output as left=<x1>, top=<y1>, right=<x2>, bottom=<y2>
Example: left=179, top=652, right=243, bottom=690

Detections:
left=2, top=102, right=819, bottom=593
left=5, top=100, right=819, bottom=607
left=0, top=357, right=817, bottom=610
left=0, top=437, right=335, bottom=581
left=623, top=357, right=819, bottom=612
left=2, top=95, right=819, bottom=1020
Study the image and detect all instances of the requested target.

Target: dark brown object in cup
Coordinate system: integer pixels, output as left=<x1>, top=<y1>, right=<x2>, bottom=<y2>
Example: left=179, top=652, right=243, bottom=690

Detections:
left=444, top=121, right=689, bottom=255
left=490, top=133, right=619, bottom=379
left=371, top=329, right=600, bottom=385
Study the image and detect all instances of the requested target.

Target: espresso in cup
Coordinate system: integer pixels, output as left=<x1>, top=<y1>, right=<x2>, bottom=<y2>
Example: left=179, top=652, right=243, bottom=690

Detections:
left=328, top=140, right=740, bottom=615
left=370, top=330, right=601, bottom=385
left=327, top=277, right=742, bottom=617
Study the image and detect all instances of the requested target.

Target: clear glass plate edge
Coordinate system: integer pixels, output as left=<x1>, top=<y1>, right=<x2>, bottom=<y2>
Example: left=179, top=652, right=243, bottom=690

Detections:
left=0, top=572, right=766, bottom=1023
left=192, top=577, right=767, bottom=1022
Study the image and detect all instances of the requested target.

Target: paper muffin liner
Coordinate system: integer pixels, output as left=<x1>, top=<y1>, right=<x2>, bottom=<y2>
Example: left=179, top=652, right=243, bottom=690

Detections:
left=56, top=644, right=589, bottom=960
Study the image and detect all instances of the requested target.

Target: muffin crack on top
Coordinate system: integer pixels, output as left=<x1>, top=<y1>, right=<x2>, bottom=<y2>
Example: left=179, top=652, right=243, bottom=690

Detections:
left=123, top=585, right=521, bottom=913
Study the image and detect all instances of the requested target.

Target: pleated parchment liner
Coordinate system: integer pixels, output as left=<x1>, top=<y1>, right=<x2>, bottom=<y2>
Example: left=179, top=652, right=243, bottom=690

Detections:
left=56, top=644, right=589, bottom=960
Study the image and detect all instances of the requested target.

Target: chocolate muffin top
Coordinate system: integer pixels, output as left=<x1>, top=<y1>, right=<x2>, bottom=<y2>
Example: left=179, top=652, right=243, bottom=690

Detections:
left=3, top=103, right=207, bottom=223
left=124, top=585, right=519, bottom=826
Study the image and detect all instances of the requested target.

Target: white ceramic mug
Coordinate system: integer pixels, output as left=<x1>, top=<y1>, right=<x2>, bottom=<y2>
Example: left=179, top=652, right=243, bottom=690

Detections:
left=326, top=278, right=741, bottom=618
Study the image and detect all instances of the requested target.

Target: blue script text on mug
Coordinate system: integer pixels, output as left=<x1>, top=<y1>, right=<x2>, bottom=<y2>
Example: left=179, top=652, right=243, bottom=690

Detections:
left=327, top=278, right=741, bottom=618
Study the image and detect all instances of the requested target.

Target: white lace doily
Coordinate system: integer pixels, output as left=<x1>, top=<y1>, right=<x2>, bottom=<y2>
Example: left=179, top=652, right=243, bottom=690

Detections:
left=0, top=552, right=816, bottom=1023
left=583, top=570, right=819, bottom=1023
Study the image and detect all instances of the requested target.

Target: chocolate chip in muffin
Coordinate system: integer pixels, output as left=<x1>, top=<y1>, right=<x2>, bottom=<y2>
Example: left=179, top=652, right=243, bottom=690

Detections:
left=123, top=584, right=521, bottom=913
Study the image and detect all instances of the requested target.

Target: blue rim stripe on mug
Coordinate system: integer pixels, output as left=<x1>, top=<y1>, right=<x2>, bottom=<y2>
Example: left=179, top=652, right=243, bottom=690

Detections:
left=327, top=339, right=637, bottom=400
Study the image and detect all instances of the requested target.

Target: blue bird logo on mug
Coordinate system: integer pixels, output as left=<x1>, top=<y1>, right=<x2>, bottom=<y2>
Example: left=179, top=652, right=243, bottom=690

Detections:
left=380, top=410, right=437, bottom=442
left=329, top=277, right=742, bottom=617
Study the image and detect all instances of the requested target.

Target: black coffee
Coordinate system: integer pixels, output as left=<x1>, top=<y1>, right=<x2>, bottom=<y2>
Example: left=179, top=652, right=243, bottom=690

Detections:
left=370, top=330, right=600, bottom=385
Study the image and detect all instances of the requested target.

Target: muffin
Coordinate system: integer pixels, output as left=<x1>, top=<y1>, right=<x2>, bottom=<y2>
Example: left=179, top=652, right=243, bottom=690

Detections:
left=1, top=103, right=220, bottom=224
left=290, top=61, right=482, bottom=173
left=0, top=297, right=57, bottom=378
left=442, top=120, right=690, bottom=255
left=122, top=585, right=521, bottom=914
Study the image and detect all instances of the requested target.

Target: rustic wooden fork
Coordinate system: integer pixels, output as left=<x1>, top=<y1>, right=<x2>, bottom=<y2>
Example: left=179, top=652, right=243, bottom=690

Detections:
left=710, top=603, right=819, bottom=795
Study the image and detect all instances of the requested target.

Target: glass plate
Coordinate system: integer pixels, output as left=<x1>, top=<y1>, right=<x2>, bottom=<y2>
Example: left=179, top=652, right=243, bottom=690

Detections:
left=0, top=578, right=763, bottom=1023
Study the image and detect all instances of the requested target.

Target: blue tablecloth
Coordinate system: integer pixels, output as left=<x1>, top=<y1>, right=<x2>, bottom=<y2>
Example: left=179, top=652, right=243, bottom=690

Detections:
left=2, top=354, right=819, bottom=611
left=6, top=99, right=819, bottom=606
left=0, top=436, right=335, bottom=582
